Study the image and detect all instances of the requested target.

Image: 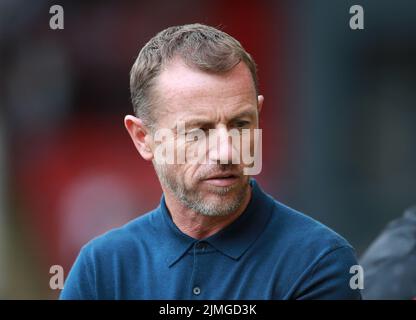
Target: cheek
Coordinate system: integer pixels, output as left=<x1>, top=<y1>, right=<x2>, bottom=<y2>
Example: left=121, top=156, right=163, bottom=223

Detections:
left=184, top=139, right=208, bottom=164
left=182, top=164, right=201, bottom=185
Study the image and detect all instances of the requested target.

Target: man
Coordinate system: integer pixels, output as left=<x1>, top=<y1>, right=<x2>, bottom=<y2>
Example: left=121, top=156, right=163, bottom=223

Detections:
left=61, top=23, right=361, bottom=300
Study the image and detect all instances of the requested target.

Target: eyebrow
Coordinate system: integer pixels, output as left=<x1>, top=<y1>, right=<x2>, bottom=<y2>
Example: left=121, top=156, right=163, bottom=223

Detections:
left=182, top=109, right=257, bottom=128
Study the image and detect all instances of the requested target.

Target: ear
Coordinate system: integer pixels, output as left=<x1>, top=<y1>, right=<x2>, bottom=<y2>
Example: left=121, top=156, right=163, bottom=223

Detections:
left=257, top=95, right=264, bottom=114
left=124, top=115, right=154, bottom=161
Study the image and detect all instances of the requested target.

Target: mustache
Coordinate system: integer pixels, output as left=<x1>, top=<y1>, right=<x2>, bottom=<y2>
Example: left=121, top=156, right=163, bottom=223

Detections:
left=198, top=164, right=243, bottom=180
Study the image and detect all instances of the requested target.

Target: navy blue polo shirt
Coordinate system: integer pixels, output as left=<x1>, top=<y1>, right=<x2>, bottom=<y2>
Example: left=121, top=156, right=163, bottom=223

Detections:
left=60, top=179, right=361, bottom=300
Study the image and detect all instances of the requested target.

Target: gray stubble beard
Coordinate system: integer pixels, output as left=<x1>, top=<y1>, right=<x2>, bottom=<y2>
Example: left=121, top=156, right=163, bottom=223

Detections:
left=153, top=162, right=249, bottom=217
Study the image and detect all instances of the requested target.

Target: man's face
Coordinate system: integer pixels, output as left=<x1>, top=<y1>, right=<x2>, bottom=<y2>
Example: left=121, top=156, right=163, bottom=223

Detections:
left=148, top=58, right=263, bottom=217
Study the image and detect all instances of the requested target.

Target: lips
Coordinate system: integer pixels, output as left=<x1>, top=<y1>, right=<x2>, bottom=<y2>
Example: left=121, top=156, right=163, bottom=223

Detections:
left=202, top=173, right=240, bottom=187
left=205, top=173, right=238, bottom=179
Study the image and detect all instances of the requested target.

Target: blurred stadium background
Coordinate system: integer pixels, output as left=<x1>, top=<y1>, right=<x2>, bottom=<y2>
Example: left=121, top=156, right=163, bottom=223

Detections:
left=0, top=0, right=415, bottom=299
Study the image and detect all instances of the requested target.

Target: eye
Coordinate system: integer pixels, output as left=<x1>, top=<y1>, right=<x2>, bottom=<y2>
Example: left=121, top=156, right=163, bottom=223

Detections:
left=234, top=120, right=250, bottom=128
left=188, top=126, right=209, bottom=134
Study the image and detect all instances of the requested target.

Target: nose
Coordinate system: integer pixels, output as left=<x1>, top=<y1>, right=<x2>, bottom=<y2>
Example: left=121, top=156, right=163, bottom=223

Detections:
left=207, top=126, right=239, bottom=164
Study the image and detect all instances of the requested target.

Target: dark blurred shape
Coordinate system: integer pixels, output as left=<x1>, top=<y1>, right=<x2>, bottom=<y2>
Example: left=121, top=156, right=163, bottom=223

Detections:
left=360, top=206, right=416, bottom=300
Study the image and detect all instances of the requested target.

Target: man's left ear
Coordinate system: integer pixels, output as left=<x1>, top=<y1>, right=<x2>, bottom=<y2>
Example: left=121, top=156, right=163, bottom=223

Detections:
left=257, top=95, right=264, bottom=113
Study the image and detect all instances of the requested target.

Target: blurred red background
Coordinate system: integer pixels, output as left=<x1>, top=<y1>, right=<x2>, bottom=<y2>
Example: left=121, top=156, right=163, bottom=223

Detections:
left=1, top=0, right=415, bottom=298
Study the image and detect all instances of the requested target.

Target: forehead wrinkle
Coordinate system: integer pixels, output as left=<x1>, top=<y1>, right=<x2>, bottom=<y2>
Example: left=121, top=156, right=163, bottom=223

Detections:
left=152, top=59, right=257, bottom=128
left=155, top=59, right=255, bottom=103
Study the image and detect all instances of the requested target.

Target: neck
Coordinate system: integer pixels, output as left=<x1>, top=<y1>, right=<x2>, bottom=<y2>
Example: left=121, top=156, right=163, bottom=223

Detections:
left=163, top=186, right=252, bottom=240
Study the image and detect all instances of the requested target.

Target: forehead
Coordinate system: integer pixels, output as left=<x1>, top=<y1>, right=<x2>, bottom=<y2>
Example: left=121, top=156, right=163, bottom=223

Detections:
left=152, top=58, right=257, bottom=123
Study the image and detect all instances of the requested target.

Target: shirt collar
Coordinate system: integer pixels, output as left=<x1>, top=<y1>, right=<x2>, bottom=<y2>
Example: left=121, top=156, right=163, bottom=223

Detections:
left=158, top=179, right=274, bottom=267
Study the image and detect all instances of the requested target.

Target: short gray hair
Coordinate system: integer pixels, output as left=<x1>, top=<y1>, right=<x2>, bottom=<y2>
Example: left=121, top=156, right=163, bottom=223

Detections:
left=129, top=23, right=259, bottom=129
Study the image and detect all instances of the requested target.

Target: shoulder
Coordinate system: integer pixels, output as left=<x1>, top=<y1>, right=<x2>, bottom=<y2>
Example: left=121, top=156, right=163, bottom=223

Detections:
left=80, top=207, right=160, bottom=258
left=268, top=198, right=353, bottom=252
left=263, top=198, right=360, bottom=299
left=61, top=208, right=161, bottom=300
left=361, top=206, right=416, bottom=264
left=359, top=206, right=416, bottom=299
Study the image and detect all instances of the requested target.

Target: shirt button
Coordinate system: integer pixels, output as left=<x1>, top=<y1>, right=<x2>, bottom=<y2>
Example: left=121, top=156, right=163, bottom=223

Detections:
left=193, top=286, right=201, bottom=295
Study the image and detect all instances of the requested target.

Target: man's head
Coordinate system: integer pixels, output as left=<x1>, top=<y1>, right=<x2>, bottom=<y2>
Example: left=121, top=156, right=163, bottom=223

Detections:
left=125, top=23, right=264, bottom=217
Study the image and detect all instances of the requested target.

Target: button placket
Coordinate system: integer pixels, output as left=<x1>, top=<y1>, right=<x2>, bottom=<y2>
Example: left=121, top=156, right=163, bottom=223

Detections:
left=190, top=241, right=205, bottom=298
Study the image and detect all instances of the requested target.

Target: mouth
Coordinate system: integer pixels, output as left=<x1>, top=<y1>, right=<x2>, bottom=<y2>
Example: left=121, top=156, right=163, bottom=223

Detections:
left=202, top=173, right=240, bottom=187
